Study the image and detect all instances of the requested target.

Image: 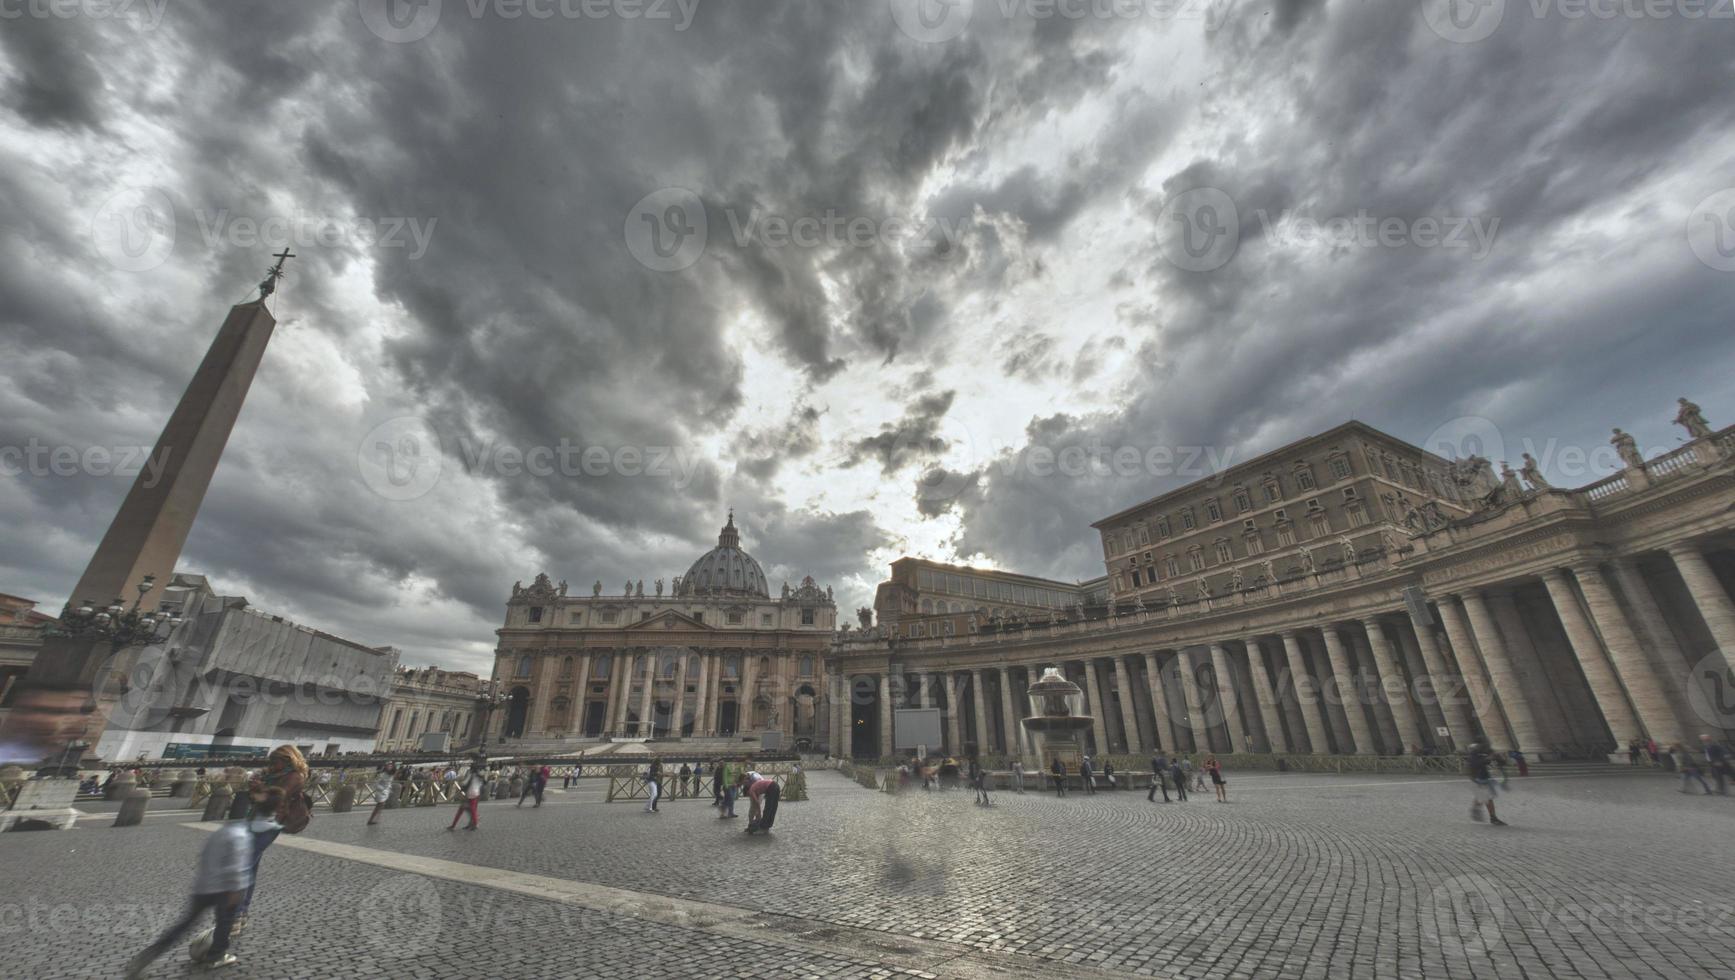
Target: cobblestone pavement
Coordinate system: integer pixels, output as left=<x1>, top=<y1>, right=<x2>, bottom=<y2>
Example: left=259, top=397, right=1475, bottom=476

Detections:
left=4, top=769, right=1732, bottom=978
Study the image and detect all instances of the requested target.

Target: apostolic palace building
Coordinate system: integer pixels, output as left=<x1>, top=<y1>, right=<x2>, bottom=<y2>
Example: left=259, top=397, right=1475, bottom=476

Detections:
left=828, top=398, right=1735, bottom=763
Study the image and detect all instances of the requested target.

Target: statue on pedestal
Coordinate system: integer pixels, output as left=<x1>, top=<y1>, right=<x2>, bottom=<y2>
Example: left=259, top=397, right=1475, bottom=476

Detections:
left=1499, top=461, right=1525, bottom=497
left=1519, top=452, right=1549, bottom=490
left=593, top=580, right=602, bottom=596
left=1611, top=428, right=1644, bottom=469
left=1339, top=535, right=1357, bottom=565
left=624, top=580, right=632, bottom=597
left=1228, top=566, right=1244, bottom=592
left=635, top=580, right=644, bottom=597
left=654, top=578, right=663, bottom=597
left=1675, top=397, right=1713, bottom=440
left=1298, top=545, right=1315, bottom=574
left=856, top=607, right=873, bottom=630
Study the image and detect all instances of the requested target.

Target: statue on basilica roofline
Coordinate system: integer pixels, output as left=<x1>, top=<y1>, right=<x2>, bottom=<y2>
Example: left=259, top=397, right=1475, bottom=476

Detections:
left=1520, top=452, right=1549, bottom=491
left=654, top=578, right=664, bottom=597
left=636, top=579, right=644, bottom=597
left=1499, top=461, right=1525, bottom=498
left=857, top=607, right=873, bottom=629
left=1675, top=397, right=1713, bottom=440
left=624, top=580, right=632, bottom=597
left=1611, top=428, right=1644, bottom=470
left=593, top=580, right=602, bottom=596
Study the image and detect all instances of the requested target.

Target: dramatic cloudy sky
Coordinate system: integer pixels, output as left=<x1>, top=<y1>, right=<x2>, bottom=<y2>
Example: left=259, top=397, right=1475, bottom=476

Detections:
left=2, top=0, right=1732, bottom=673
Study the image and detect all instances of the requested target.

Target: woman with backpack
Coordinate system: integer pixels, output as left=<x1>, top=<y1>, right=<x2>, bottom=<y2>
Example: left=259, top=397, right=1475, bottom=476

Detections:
left=236, top=745, right=310, bottom=930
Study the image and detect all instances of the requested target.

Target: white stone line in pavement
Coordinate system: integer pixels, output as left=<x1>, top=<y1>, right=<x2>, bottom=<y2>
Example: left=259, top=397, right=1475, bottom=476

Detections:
left=175, top=822, right=1126, bottom=980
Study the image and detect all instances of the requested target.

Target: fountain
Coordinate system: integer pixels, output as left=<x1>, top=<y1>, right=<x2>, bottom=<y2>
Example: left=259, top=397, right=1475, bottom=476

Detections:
left=1021, top=666, right=1094, bottom=774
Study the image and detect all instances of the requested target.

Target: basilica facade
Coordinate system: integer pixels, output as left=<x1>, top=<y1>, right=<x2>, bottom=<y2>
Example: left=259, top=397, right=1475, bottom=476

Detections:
left=831, top=400, right=1735, bottom=763
left=491, top=515, right=837, bottom=748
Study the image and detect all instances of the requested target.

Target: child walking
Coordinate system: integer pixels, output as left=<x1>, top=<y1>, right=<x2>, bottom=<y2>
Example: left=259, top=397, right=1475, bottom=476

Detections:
left=124, top=816, right=252, bottom=975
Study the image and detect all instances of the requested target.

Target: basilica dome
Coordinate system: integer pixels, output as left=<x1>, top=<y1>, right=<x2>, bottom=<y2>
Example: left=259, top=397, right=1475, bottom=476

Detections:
left=676, top=513, right=769, bottom=599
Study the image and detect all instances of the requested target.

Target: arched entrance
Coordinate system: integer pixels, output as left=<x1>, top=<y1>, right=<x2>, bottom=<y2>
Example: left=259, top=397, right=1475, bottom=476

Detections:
left=504, top=686, right=530, bottom=738
left=718, top=700, right=739, bottom=735
left=849, top=674, right=878, bottom=758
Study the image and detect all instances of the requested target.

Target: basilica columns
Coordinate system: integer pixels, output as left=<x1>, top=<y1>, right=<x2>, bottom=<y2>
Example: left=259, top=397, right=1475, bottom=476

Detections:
left=1112, top=656, right=1144, bottom=754
left=1319, top=627, right=1376, bottom=754
left=1176, top=650, right=1209, bottom=753
left=1279, top=631, right=1331, bottom=754
left=1667, top=541, right=1735, bottom=677
left=1207, top=642, right=1248, bottom=754
left=636, top=654, right=656, bottom=736
left=1243, top=639, right=1290, bottom=753
left=1456, top=592, right=1545, bottom=751
left=672, top=654, right=690, bottom=735
left=1081, top=660, right=1111, bottom=755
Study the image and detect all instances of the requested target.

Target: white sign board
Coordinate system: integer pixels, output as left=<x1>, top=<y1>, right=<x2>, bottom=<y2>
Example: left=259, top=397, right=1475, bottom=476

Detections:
left=893, top=708, right=943, bottom=751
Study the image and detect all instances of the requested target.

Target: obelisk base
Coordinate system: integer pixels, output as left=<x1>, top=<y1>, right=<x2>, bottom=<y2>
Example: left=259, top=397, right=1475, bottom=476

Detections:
left=0, top=778, right=81, bottom=832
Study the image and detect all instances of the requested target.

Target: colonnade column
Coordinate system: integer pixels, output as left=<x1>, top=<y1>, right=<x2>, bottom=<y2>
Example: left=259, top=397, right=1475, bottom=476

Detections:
left=1566, top=564, right=1681, bottom=744
left=999, top=668, right=1021, bottom=756
left=1405, top=607, right=1477, bottom=745
left=1609, top=558, right=1699, bottom=722
left=672, top=654, right=690, bottom=736
left=1279, top=631, right=1332, bottom=754
left=1112, top=656, right=1145, bottom=754
left=970, top=668, right=991, bottom=753
left=1361, top=619, right=1422, bottom=752
left=1143, top=653, right=1171, bottom=752
left=1207, top=642, right=1248, bottom=754
left=879, top=674, right=895, bottom=758
left=945, top=673, right=963, bottom=753
left=1176, top=650, right=1208, bottom=753
left=1667, top=541, right=1735, bottom=677
left=1457, top=592, right=1545, bottom=751
left=1320, top=627, right=1376, bottom=754
left=1081, top=660, right=1111, bottom=755
left=1243, top=638, right=1290, bottom=753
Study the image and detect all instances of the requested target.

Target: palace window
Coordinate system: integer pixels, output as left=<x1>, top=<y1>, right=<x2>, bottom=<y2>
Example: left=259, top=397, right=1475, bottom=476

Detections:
left=1214, top=541, right=1233, bottom=564
left=1276, top=522, right=1296, bottom=547
left=407, top=711, right=419, bottom=737
left=1156, top=516, right=1171, bottom=537
left=388, top=709, right=403, bottom=739
left=1138, top=525, right=1151, bottom=545
left=1181, top=508, right=1196, bottom=531
left=1166, top=556, right=1181, bottom=577
left=1329, top=455, right=1351, bottom=480
left=516, top=655, right=532, bottom=677
left=1188, top=549, right=1205, bottom=572
left=726, top=611, right=743, bottom=625
left=1205, top=499, right=1222, bottom=523
left=802, top=608, right=816, bottom=625
left=1233, top=488, right=1252, bottom=512
left=1244, top=530, right=1264, bottom=556
left=592, top=654, right=611, bottom=679
left=1295, top=466, right=1316, bottom=491
left=1129, top=569, right=1142, bottom=587
left=528, top=606, right=543, bottom=623
left=724, top=656, right=740, bottom=679
left=1263, top=477, right=1282, bottom=503
left=1310, top=513, right=1331, bottom=537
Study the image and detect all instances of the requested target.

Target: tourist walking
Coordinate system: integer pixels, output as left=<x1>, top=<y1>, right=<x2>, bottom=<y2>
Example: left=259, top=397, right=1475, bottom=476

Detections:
left=1627, top=740, right=1642, bottom=766
left=719, top=759, right=738, bottom=818
left=711, top=758, right=725, bottom=806
left=1702, top=735, right=1732, bottom=795
left=644, top=758, right=663, bottom=812
left=517, top=765, right=548, bottom=807
left=1051, top=757, right=1066, bottom=796
left=1169, top=759, right=1188, bottom=802
left=1010, top=759, right=1025, bottom=793
left=969, top=757, right=991, bottom=806
left=1672, top=743, right=1713, bottom=795
left=1508, top=749, right=1529, bottom=778
left=237, top=745, right=310, bottom=928
left=1466, top=742, right=1508, bottom=826
left=1080, top=755, right=1096, bottom=794
left=1103, top=760, right=1117, bottom=791
left=1147, top=753, right=1169, bottom=802
left=1646, top=738, right=1660, bottom=766
left=367, top=763, right=395, bottom=826
left=1205, top=754, right=1227, bottom=802
left=448, top=759, right=486, bottom=830
left=742, top=773, right=781, bottom=834
left=123, top=812, right=252, bottom=976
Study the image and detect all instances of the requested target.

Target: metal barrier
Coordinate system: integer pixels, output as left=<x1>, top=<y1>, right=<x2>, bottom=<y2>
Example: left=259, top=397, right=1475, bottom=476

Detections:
left=605, top=767, right=807, bottom=803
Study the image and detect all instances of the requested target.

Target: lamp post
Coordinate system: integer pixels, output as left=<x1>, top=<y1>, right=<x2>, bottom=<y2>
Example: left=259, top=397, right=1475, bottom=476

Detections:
left=45, top=574, right=183, bottom=649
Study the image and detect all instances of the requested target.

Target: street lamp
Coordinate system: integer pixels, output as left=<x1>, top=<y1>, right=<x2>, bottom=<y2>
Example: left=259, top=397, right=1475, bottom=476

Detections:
left=46, top=574, right=183, bottom=648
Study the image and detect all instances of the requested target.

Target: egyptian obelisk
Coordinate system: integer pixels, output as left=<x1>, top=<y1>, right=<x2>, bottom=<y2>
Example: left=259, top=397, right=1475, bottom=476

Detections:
left=0, top=251, right=293, bottom=770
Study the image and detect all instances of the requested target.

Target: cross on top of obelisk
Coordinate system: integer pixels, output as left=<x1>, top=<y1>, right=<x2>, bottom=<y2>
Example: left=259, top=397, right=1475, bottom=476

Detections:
left=257, top=247, right=295, bottom=299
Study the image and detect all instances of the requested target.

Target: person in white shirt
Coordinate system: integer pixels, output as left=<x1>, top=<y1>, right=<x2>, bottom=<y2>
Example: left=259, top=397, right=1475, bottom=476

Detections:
left=125, top=816, right=253, bottom=975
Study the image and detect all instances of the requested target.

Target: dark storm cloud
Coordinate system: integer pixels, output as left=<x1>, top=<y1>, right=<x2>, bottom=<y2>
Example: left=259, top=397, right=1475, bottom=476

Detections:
left=3, top=2, right=1732, bottom=671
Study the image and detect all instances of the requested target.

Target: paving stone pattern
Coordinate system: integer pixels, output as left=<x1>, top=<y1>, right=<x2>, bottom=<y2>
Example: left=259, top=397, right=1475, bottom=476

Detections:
left=3, top=769, right=1731, bottom=978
